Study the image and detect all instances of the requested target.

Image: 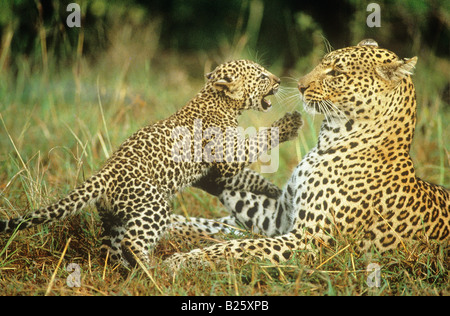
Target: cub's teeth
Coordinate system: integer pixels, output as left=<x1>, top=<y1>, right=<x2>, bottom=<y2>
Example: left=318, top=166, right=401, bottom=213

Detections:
left=261, top=98, right=272, bottom=111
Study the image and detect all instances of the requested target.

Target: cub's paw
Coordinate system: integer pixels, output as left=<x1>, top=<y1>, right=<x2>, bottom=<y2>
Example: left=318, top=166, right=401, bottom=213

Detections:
left=271, top=111, right=303, bottom=143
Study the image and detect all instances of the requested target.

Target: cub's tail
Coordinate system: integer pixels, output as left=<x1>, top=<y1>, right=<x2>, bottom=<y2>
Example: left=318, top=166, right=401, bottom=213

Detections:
left=0, top=175, right=105, bottom=234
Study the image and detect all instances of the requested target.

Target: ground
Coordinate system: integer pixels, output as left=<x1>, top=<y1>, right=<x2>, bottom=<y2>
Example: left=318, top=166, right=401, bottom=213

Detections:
left=0, top=34, right=449, bottom=295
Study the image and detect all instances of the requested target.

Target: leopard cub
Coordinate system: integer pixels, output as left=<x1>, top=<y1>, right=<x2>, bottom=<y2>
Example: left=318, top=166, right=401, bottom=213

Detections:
left=0, top=60, right=302, bottom=266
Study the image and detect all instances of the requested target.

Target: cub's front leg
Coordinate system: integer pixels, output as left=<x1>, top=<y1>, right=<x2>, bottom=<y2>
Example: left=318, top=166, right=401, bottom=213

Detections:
left=215, top=111, right=303, bottom=177
left=271, top=111, right=304, bottom=143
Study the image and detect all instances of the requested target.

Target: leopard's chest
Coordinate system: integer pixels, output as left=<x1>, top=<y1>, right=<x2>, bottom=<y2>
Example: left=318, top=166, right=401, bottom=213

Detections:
left=289, top=147, right=360, bottom=215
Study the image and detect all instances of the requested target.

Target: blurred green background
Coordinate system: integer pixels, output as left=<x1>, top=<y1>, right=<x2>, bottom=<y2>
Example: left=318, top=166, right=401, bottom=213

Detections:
left=1, top=0, right=449, bottom=68
left=0, top=0, right=448, bottom=198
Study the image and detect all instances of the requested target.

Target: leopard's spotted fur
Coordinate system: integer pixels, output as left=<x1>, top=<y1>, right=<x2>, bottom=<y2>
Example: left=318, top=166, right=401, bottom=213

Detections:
left=165, top=40, right=450, bottom=271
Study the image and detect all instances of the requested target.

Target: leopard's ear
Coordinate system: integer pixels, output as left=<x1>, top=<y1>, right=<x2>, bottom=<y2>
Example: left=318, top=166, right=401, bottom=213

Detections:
left=357, top=38, right=378, bottom=47
left=375, top=56, right=418, bottom=82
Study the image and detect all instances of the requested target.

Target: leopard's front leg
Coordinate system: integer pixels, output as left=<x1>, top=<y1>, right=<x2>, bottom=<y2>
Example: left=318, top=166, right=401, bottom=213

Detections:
left=164, top=232, right=303, bottom=273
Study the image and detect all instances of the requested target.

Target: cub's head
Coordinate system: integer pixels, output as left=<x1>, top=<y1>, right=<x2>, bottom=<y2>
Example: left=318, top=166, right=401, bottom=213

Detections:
left=206, top=60, right=280, bottom=112
left=298, top=39, right=418, bottom=121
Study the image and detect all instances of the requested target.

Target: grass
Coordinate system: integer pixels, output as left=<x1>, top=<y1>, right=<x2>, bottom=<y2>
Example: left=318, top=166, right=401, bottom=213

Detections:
left=0, top=22, right=449, bottom=296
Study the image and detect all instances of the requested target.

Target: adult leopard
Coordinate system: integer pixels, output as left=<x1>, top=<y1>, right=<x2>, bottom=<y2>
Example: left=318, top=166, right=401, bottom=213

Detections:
left=165, top=40, right=450, bottom=270
left=0, top=60, right=303, bottom=267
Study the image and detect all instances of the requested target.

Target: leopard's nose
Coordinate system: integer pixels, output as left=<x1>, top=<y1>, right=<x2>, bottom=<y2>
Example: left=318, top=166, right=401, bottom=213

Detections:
left=298, top=83, right=308, bottom=94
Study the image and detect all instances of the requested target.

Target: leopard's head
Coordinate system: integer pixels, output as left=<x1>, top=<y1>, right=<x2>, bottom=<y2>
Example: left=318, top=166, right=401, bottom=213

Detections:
left=206, top=60, right=280, bottom=112
left=298, top=39, right=418, bottom=122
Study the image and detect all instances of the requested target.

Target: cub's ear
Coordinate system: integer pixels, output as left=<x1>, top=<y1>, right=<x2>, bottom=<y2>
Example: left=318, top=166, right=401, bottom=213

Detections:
left=211, top=76, right=244, bottom=99
left=212, top=76, right=234, bottom=92
left=206, top=72, right=235, bottom=92
left=375, top=56, right=418, bottom=82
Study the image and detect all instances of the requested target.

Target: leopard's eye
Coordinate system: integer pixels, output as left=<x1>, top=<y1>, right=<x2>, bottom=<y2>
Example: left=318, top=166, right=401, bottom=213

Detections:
left=260, top=73, right=269, bottom=80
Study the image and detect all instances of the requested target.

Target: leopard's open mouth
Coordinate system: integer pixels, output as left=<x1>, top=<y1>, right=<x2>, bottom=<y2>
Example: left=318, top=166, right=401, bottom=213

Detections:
left=261, top=86, right=279, bottom=111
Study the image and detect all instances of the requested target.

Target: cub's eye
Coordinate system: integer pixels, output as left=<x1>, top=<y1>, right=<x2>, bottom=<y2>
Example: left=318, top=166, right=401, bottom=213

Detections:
left=260, top=73, right=269, bottom=80
left=327, top=69, right=342, bottom=76
left=205, top=72, right=214, bottom=80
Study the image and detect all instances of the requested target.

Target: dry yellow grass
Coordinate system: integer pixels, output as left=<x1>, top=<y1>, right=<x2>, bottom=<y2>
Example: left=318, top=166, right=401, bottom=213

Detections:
left=0, top=18, right=449, bottom=296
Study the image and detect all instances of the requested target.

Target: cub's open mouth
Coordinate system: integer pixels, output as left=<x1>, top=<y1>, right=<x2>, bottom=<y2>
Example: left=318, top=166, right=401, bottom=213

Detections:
left=261, top=98, right=272, bottom=111
left=261, top=87, right=278, bottom=111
